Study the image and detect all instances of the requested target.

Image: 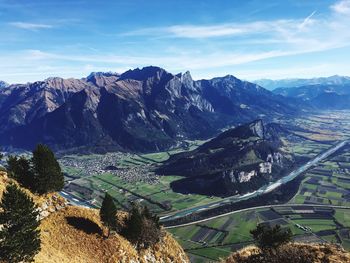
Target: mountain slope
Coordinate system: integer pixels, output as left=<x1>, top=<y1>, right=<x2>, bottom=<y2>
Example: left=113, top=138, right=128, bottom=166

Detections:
left=0, top=172, right=189, bottom=263
left=157, top=120, right=295, bottom=197
left=0, top=66, right=303, bottom=153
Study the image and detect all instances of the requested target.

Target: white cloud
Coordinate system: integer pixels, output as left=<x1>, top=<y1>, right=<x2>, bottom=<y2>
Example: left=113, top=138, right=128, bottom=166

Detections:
left=9, top=22, right=53, bottom=30
left=331, top=0, right=350, bottom=14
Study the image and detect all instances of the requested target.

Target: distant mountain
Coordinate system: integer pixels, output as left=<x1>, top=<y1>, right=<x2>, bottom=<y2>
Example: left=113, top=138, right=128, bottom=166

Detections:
left=157, top=120, right=295, bottom=197
left=0, top=66, right=303, bottom=153
left=273, top=83, right=350, bottom=109
left=0, top=81, right=8, bottom=88
left=254, top=75, right=350, bottom=90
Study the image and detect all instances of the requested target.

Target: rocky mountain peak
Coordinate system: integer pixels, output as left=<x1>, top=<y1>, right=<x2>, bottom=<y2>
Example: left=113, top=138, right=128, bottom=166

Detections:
left=119, top=66, right=171, bottom=81
left=180, top=71, right=193, bottom=86
left=0, top=80, right=9, bottom=88
left=86, top=72, right=120, bottom=87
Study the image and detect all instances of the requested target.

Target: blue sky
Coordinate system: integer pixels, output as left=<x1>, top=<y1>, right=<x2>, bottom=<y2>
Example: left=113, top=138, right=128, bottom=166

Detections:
left=0, top=0, right=350, bottom=83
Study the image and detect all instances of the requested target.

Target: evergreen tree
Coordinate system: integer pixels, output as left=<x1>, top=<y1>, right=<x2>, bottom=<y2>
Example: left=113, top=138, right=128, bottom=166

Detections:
left=6, top=155, right=34, bottom=189
left=31, top=144, right=64, bottom=194
left=0, top=184, right=41, bottom=262
left=99, top=193, right=117, bottom=238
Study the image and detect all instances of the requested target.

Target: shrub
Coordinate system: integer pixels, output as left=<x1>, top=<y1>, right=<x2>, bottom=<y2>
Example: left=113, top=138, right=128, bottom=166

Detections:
left=250, top=224, right=292, bottom=251
left=122, top=203, right=163, bottom=249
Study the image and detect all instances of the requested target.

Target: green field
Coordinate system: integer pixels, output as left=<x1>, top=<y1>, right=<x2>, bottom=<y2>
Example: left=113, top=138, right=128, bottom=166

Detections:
left=59, top=111, right=350, bottom=262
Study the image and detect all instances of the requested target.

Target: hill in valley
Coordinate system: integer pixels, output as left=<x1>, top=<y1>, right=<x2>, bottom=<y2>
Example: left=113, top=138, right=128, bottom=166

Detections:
left=157, top=119, right=295, bottom=197
left=0, top=66, right=302, bottom=153
left=0, top=172, right=189, bottom=263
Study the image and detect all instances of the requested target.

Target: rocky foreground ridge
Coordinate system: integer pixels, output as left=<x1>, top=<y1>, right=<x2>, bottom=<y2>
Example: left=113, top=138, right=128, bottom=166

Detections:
left=0, top=171, right=189, bottom=263
left=224, top=243, right=350, bottom=263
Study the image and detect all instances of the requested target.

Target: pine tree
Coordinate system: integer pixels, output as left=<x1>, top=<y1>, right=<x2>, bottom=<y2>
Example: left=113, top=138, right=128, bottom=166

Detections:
left=0, top=184, right=41, bottom=262
left=31, top=144, right=64, bottom=194
left=6, top=155, right=34, bottom=189
left=99, top=193, right=117, bottom=238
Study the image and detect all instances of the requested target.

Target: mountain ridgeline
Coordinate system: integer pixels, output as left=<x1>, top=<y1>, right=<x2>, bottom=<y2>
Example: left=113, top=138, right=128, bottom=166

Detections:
left=0, top=66, right=301, bottom=153
left=255, top=75, right=350, bottom=110
left=157, top=120, right=295, bottom=197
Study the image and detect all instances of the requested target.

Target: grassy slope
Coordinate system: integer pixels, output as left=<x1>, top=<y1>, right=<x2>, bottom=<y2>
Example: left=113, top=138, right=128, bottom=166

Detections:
left=0, top=172, right=189, bottom=263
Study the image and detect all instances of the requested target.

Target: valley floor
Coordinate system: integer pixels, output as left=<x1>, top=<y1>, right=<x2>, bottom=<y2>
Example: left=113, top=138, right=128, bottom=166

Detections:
left=55, top=110, right=350, bottom=262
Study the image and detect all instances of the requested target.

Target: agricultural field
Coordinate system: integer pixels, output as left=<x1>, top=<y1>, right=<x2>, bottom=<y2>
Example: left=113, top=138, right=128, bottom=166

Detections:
left=169, top=206, right=350, bottom=262
left=289, top=145, right=350, bottom=207
left=59, top=139, right=222, bottom=215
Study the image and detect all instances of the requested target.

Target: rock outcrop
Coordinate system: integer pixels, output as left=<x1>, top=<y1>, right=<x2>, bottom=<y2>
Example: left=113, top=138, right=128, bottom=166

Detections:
left=224, top=243, right=350, bottom=263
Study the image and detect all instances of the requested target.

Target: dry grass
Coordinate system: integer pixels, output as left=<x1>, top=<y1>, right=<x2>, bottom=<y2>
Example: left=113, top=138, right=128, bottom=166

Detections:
left=0, top=172, right=189, bottom=263
left=35, top=206, right=189, bottom=263
left=224, top=243, right=350, bottom=263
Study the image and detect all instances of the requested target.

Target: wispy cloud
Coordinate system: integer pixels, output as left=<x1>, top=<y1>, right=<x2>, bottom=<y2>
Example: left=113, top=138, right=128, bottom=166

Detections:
left=331, top=0, right=350, bottom=14
left=9, top=22, right=53, bottom=30
left=1, top=0, right=350, bottom=83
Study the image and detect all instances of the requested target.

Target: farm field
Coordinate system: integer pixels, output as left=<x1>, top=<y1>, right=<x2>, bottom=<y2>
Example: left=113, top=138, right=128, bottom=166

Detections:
left=169, top=207, right=350, bottom=262
left=60, top=139, right=223, bottom=214
left=59, top=112, right=350, bottom=214
left=289, top=145, right=350, bottom=207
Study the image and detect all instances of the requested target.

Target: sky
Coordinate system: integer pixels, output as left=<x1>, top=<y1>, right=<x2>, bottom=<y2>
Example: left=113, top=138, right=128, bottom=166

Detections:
left=0, top=0, right=350, bottom=84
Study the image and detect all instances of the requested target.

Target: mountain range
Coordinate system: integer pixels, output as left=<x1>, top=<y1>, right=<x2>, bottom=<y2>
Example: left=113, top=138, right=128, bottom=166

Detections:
left=254, top=75, right=350, bottom=91
left=273, top=84, right=350, bottom=109
left=0, top=66, right=301, bottom=153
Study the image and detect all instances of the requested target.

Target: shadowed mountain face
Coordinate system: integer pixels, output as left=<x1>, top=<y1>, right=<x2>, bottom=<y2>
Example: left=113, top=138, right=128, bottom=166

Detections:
left=0, top=66, right=302, bottom=153
left=157, top=120, right=295, bottom=197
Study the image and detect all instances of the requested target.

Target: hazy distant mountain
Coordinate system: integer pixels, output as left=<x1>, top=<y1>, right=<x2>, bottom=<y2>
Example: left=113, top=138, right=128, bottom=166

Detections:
left=274, top=83, right=350, bottom=109
left=254, top=75, right=350, bottom=90
left=0, top=81, right=8, bottom=88
left=157, top=120, right=294, bottom=197
left=0, top=66, right=302, bottom=153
